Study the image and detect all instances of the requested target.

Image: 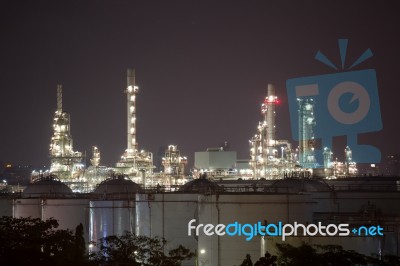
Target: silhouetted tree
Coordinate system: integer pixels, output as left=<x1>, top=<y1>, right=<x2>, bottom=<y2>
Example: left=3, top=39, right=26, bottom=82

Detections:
left=240, top=253, right=253, bottom=266
left=244, top=242, right=400, bottom=266
left=380, top=254, right=400, bottom=266
left=254, top=252, right=277, bottom=266
left=0, top=216, right=87, bottom=266
left=74, top=223, right=86, bottom=263
left=276, top=242, right=321, bottom=266
left=89, top=231, right=194, bottom=265
left=315, top=244, right=368, bottom=266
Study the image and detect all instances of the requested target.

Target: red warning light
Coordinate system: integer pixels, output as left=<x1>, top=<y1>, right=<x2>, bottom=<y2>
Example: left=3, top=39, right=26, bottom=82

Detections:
left=263, top=98, right=280, bottom=104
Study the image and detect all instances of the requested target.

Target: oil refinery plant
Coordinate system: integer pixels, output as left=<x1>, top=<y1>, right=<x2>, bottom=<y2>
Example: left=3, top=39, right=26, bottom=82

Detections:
left=2, top=68, right=400, bottom=265
left=32, top=68, right=361, bottom=193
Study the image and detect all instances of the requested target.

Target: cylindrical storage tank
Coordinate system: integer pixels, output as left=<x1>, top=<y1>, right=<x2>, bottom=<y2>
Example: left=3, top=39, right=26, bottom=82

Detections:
left=0, top=198, right=13, bottom=217
left=13, top=176, right=89, bottom=245
left=135, top=193, right=150, bottom=236
left=42, top=198, right=89, bottom=243
left=13, top=198, right=42, bottom=218
left=135, top=192, right=198, bottom=266
left=135, top=178, right=221, bottom=266
left=197, top=191, right=314, bottom=266
left=13, top=176, right=73, bottom=219
left=89, top=175, right=140, bottom=251
left=90, top=200, right=135, bottom=240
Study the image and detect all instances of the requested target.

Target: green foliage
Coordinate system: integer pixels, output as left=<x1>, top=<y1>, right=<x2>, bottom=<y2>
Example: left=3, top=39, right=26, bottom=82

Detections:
left=254, top=252, right=277, bottom=266
left=313, top=244, right=368, bottom=266
left=89, top=231, right=195, bottom=266
left=245, top=242, right=400, bottom=266
left=165, top=244, right=195, bottom=266
left=0, top=216, right=87, bottom=266
left=74, top=223, right=87, bottom=263
left=240, top=253, right=253, bottom=266
left=0, top=216, right=194, bottom=266
left=276, top=242, right=322, bottom=266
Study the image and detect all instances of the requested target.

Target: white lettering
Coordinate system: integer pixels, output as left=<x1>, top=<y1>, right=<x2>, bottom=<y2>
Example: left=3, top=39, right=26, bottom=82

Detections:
left=215, top=224, right=226, bottom=236
left=203, top=224, right=214, bottom=236
left=282, top=224, right=294, bottom=241
left=188, top=219, right=197, bottom=236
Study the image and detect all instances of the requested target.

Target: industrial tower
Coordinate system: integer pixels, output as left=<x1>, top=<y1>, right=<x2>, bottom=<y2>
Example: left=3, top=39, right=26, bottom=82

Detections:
left=49, top=85, right=85, bottom=184
left=249, top=84, right=295, bottom=179
left=298, top=98, right=318, bottom=169
left=115, top=68, right=154, bottom=183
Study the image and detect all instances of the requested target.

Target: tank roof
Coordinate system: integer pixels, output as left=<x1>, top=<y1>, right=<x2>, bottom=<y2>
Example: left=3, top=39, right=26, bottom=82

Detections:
left=23, top=174, right=73, bottom=198
left=93, top=174, right=142, bottom=195
left=179, top=176, right=221, bottom=193
left=269, top=178, right=332, bottom=193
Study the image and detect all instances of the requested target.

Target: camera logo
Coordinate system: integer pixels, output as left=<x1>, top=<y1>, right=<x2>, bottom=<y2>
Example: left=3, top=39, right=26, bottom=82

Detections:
left=286, top=39, right=382, bottom=163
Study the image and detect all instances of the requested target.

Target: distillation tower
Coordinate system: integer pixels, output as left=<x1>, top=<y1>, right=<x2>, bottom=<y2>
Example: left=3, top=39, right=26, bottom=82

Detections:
left=249, top=84, right=295, bottom=179
left=298, top=98, right=318, bottom=169
left=344, top=146, right=357, bottom=175
left=48, top=85, right=85, bottom=186
left=297, top=98, right=358, bottom=177
left=115, top=68, right=154, bottom=183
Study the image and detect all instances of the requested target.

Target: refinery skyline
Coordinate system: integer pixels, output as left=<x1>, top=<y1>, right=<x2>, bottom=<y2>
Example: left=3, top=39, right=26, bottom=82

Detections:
left=1, top=1, right=399, bottom=168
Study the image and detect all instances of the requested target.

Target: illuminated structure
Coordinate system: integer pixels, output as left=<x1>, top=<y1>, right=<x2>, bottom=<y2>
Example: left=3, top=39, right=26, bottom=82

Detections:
left=344, top=146, right=357, bottom=175
left=35, top=69, right=361, bottom=191
left=323, top=147, right=333, bottom=169
left=81, top=146, right=112, bottom=192
left=115, top=69, right=154, bottom=184
left=298, top=98, right=318, bottom=169
left=48, top=85, right=85, bottom=187
left=329, top=146, right=357, bottom=177
left=161, top=145, right=187, bottom=184
left=90, top=146, right=100, bottom=167
left=249, top=84, right=296, bottom=179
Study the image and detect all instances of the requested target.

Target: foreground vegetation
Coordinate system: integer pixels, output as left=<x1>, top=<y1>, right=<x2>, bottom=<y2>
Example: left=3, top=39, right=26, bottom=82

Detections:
left=4, top=216, right=399, bottom=266
left=0, top=216, right=194, bottom=266
left=240, top=242, right=400, bottom=266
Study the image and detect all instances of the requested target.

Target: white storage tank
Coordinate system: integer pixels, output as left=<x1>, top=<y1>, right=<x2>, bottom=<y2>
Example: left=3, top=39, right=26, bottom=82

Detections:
left=13, top=175, right=73, bottom=219
left=13, top=175, right=89, bottom=245
left=137, top=178, right=315, bottom=266
left=0, top=197, right=13, bottom=217
left=13, top=198, right=42, bottom=218
left=196, top=192, right=314, bottom=266
left=42, top=198, right=89, bottom=232
left=135, top=178, right=221, bottom=266
left=135, top=193, right=198, bottom=259
left=89, top=175, right=141, bottom=250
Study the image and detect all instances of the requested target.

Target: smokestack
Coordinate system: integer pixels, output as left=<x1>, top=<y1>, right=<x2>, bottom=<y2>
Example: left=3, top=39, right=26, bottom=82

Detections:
left=57, top=84, right=62, bottom=112
left=126, top=68, right=138, bottom=153
left=127, top=68, right=135, bottom=87
left=267, top=83, right=275, bottom=97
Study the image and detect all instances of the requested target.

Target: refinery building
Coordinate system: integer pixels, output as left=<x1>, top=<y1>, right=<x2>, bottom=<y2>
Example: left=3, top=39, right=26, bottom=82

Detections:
left=1, top=68, right=400, bottom=265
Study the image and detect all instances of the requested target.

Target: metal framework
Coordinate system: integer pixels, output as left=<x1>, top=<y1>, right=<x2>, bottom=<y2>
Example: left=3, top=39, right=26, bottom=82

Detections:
left=48, top=85, right=85, bottom=190
left=249, top=84, right=296, bottom=179
left=115, top=68, right=154, bottom=184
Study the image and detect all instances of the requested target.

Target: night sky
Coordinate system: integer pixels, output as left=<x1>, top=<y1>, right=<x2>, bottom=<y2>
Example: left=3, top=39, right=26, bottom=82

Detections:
left=1, top=1, right=399, bottom=169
